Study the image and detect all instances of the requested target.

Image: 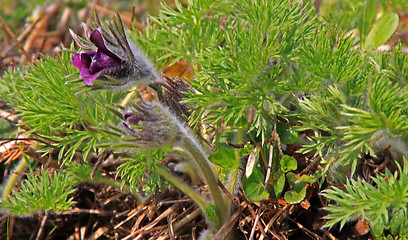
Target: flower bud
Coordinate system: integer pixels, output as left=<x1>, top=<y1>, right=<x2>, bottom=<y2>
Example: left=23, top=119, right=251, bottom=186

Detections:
left=70, top=12, right=159, bottom=88
left=120, top=101, right=182, bottom=148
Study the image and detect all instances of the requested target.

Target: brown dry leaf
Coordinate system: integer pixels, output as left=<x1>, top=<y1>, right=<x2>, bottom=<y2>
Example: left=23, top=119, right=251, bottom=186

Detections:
left=24, top=3, right=61, bottom=53
left=0, top=140, right=36, bottom=165
left=139, top=85, right=158, bottom=101
left=300, top=199, right=310, bottom=210
left=161, top=58, right=194, bottom=81
left=353, top=218, right=370, bottom=237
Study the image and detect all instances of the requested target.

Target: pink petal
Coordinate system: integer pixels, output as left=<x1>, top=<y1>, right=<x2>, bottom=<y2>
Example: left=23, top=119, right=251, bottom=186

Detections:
left=71, top=54, right=82, bottom=69
left=80, top=67, right=99, bottom=85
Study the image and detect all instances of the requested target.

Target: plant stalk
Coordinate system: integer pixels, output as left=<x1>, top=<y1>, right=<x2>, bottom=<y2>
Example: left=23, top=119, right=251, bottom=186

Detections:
left=179, top=137, right=229, bottom=229
left=156, top=166, right=209, bottom=213
left=2, top=158, right=28, bottom=201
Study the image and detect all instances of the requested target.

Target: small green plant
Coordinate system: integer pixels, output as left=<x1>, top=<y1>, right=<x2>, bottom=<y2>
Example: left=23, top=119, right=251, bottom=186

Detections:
left=0, top=167, right=75, bottom=215
left=323, top=158, right=408, bottom=238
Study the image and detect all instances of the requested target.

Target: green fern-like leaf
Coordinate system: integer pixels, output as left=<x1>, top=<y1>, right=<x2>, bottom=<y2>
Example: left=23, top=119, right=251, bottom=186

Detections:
left=323, top=158, right=408, bottom=237
left=117, top=149, right=167, bottom=194
left=0, top=168, right=75, bottom=215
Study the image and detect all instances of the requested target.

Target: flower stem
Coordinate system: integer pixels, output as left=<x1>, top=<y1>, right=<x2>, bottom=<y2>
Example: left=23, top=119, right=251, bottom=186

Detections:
left=227, top=127, right=244, bottom=195
left=179, top=137, right=229, bottom=228
left=2, top=157, right=27, bottom=201
left=156, top=166, right=208, bottom=213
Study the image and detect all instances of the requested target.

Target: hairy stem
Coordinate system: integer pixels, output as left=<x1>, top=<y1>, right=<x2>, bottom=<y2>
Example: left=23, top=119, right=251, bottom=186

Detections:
left=179, top=137, right=229, bottom=229
left=156, top=166, right=209, bottom=214
left=227, top=127, right=244, bottom=195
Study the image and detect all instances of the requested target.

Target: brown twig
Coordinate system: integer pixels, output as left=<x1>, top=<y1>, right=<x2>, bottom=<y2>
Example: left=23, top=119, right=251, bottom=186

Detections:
left=168, top=213, right=176, bottom=240
left=296, top=156, right=320, bottom=178
left=288, top=216, right=323, bottom=240
left=124, top=203, right=181, bottom=240
left=90, top=151, right=109, bottom=179
left=262, top=204, right=290, bottom=238
left=171, top=207, right=201, bottom=233
left=2, top=18, right=41, bottom=56
left=22, top=145, right=59, bottom=168
left=324, top=228, right=338, bottom=240
left=35, top=214, right=48, bottom=240
left=248, top=208, right=262, bottom=240
left=0, top=14, right=32, bottom=62
left=211, top=205, right=244, bottom=240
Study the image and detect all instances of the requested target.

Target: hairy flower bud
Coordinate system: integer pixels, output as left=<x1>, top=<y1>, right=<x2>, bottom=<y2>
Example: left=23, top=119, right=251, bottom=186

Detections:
left=70, top=12, right=159, bottom=88
left=120, top=101, right=182, bottom=148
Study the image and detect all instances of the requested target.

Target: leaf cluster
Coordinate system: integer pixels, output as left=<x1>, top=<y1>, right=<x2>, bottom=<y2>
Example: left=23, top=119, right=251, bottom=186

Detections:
left=134, top=0, right=319, bottom=142
left=1, top=0, right=408, bottom=238
left=297, top=47, right=408, bottom=179
left=117, top=149, right=166, bottom=194
left=323, top=158, right=408, bottom=238
left=0, top=167, right=75, bottom=215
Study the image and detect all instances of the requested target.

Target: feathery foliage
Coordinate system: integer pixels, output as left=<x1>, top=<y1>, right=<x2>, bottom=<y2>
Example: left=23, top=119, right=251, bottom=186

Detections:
left=0, top=48, right=126, bottom=163
left=1, top=0, right=408, bottom=238
left=323, top=158, right=408, bottom=238
left=0, top=167, right=75, bottom=215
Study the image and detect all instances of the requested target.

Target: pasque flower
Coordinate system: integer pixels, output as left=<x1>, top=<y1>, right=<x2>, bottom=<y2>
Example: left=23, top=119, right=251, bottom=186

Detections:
left=70, top=13, right=159, bottom=88
left=71, top=30, right=122, bottom=85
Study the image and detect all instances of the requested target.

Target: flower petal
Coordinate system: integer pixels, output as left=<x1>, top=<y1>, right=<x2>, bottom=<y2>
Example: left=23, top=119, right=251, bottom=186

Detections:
left=71, top=54, right=82, bottom=69
left=90, top=30, right=121, bottom=62
left=81, top=51, right=94, bottom=67
left=80, top=67, right=99, bottom=85
left=89, top=50, right=120, bottom=74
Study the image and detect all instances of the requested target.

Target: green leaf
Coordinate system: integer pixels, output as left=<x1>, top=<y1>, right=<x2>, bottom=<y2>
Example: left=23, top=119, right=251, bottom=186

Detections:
left=390, top=209, right=408, bottom=235
left=286, top=172, right=296, bottom=183
left=243, top=168, right=269, bottom=202
left=209, top=146, right=239, bottom=170
left=276, top=121, right=298, bottom=144
left=355, top=0, right=377, bottom=41
left=370, top=219, right=385, bottom=238
left=284, top=172, right=313, bottom=204
left=280, top=155, right=297, bottom=173
left=274, top=173, right=286, bottom=197
left=363, top=13, right=399, bottom=49
left=284, top=182, right=307, bottom=204
left=296, top=175, right=315, bottom=184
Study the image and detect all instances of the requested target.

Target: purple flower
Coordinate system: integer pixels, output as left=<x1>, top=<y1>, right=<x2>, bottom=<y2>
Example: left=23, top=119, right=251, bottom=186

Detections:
left=71, top=30, right=122, bottom=85
left=70, top=13, right=159, bottom=88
